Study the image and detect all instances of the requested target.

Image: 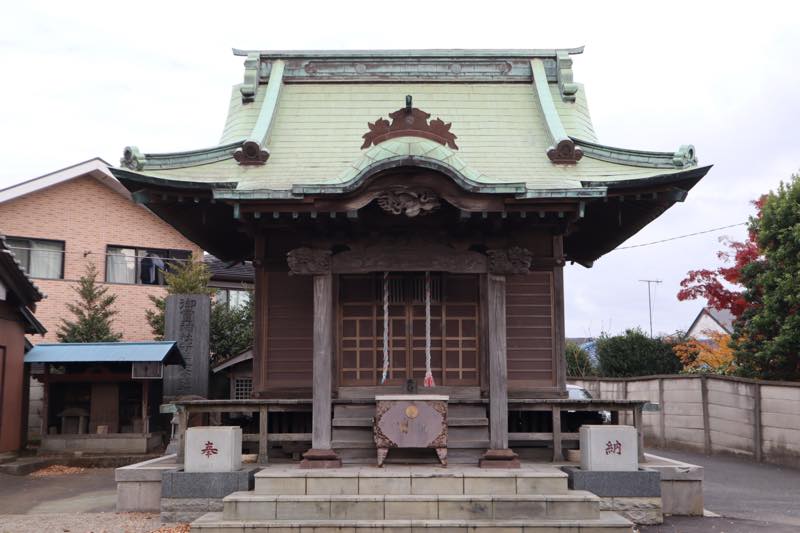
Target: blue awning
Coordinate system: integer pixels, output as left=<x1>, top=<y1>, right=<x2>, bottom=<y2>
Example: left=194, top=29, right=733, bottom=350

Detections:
left=24, top=341, right=184, bottom=366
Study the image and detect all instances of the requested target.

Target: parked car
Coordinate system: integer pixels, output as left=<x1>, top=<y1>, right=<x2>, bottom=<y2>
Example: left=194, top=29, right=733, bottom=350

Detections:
left=564, top=384, right=611, bottom=432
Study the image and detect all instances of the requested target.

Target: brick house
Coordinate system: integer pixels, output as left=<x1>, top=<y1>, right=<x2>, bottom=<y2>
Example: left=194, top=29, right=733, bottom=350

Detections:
left=0, top=158, right=203, bottom=439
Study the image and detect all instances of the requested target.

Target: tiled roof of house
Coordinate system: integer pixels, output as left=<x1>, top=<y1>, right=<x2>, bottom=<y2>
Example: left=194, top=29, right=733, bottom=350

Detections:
left=205, top=255, right=254, bottom=282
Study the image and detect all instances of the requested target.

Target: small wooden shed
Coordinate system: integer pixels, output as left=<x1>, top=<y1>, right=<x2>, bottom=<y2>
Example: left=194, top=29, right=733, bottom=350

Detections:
left=25, top=341, right=184, bottom=454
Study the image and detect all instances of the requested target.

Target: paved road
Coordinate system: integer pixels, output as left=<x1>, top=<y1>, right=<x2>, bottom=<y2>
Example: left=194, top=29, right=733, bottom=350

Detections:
left=642, top=449, right=800, bottom=533
left=1, top=454, right=798, bottom=532
left=0, top=468, right=116, bottom=514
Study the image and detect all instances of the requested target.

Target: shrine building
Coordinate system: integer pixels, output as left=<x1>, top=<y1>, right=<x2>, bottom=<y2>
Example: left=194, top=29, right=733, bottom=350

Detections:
left=112, top=48, right=710, bottom=467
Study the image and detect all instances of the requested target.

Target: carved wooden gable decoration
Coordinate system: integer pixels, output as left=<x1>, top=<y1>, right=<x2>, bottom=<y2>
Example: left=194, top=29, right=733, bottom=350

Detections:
left=362, top=97, right=459, bottom=150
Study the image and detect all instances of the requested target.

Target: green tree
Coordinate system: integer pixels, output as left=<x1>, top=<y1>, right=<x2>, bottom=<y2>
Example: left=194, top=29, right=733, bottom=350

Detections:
left=210, top=295, right=254, bottom=365
left=732, top=173, right=800, bottom=380
left=145, top=259, right=253, bottom=363
left=145, top=260, right=214, bottom=340
left=57, top=263, right=122, bottom=342
left=595, top=328, right=683, bottom=377
left=565, top=341, right=595, bottom=377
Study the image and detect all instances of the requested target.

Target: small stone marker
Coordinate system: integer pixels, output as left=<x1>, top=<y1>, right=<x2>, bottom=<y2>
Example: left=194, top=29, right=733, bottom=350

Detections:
left=580, top=425, right=638, bottom=471
left=185, top=426, right=242, bottom=473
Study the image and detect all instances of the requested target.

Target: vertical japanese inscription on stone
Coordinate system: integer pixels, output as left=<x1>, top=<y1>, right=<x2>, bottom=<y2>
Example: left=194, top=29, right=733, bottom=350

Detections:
left=164, top=294, right=210, bottom=399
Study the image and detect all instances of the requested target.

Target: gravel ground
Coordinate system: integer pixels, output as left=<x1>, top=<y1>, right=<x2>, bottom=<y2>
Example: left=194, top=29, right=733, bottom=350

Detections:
left=0, top=512, right=167, bottom=533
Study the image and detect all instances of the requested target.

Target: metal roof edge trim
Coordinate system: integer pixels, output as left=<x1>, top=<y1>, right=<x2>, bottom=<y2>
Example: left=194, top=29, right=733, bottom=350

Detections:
left=232, top=47, right=585, bottom=59
left=573, top=137, right=699, bottom=169
left=110, top=167, right=238, bottom=192
left=120, top=141, right=244, bottom=171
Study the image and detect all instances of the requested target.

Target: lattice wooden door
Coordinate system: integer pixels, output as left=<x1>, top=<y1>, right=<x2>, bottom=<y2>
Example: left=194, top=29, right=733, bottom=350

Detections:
left=338, top=273, right=479, bottom=387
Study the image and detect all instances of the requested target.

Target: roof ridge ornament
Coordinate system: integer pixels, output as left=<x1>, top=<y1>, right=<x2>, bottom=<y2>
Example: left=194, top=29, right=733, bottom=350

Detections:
left=240, top=52, right=262, bottom=103
left=530, top=59, right=583, bottom=164
left=556, top=51, right=579, bottom=102
left=234, top=60, right=286, bottom=165
left=121, top=146, right=146, bottom=171
left=362, top=98, right=459, bottom=150
left=673, top=145, right=697, bottom=168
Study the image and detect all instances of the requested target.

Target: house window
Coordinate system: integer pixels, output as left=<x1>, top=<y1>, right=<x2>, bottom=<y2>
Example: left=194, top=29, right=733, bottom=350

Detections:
left=5, top=237, right=65, bottom=279
left=216, top=289, right=251, bottom=309
left=232, top=377, right=253, bottom=400
left=105, top=246, right=191, bottom=285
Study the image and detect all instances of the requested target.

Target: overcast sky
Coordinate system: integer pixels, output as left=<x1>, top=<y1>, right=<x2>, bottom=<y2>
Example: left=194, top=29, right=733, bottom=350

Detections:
left=2, top=2, right=798, bottom=337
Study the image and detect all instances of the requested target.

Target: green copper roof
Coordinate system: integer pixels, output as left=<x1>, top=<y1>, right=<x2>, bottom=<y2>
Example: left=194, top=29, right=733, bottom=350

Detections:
left=117, top=48, right=706, bottom=201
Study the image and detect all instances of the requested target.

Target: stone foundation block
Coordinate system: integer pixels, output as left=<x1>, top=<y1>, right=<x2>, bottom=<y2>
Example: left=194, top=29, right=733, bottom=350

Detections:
left=600, top=496, right=663, bottom=525
left=561, top=466, right=660, bottom=497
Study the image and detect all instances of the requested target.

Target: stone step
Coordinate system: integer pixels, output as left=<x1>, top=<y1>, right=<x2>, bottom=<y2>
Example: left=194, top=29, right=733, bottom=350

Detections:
left=222, top=492, right=600, bottom=521
left=254, top=466, right=569, bottom=495
left=191, top=512, right=634, bottom=533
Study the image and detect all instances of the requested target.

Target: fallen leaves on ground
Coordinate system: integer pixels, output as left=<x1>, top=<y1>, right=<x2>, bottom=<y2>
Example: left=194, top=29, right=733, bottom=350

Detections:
left=30, top=465, right=86, bottom=477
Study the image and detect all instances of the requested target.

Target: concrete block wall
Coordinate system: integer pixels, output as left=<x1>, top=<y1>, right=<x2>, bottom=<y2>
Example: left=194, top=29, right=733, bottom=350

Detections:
left=760, top=384, right=800, bottom=465
left=570, top=375, right=800, bottom=468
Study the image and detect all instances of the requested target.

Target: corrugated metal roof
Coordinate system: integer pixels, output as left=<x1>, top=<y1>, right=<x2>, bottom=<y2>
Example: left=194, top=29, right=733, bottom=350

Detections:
left=24, top=341, right=184, bottom=365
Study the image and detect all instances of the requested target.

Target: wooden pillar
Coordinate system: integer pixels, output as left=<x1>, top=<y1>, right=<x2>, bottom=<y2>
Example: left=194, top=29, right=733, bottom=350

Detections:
left=253, top=234, right=269, bottom=396
left=480, top=273, right=519, bottom=468
left=552, top=406, right=562, bottom=461
left=41, top=368, right=49, bottom=439
left=552, top=235, right=567, bottom=395
left=300, top=273, right=341, bottom=468
left=141, top=380, right=149, bottom=435
left=258, top=405, right=269, bottom=464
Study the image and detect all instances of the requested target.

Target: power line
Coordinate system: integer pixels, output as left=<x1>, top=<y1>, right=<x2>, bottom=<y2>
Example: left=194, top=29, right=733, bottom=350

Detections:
left=614, top=222, right=748, bottom=251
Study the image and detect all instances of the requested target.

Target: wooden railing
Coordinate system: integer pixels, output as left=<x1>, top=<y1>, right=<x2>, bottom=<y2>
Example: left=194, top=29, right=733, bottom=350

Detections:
left=173, top=398, right=648, bottom=464
left=173, top=399, right=311, bottom=463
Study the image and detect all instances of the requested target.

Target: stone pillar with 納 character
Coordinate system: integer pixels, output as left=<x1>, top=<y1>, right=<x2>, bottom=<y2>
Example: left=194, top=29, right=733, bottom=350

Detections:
left=579, top=425, right=638, bottom=471
left=562, top=425, right=662, bottom=525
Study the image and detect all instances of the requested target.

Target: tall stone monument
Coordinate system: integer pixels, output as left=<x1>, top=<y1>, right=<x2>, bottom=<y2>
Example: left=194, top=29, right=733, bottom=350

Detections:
left=164, top=294, right=211, bottom=400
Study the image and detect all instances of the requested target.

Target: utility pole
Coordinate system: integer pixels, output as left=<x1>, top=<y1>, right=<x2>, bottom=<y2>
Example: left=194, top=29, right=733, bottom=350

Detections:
left=639, top=279, right=662, bottom=337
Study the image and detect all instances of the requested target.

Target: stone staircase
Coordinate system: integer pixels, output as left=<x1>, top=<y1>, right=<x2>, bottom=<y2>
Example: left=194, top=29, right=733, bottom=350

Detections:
left=191, top=466, right=634, bottom=532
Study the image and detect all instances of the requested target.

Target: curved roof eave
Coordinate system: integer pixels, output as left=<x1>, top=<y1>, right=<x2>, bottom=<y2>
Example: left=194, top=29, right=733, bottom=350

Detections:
left=110, top=167, right=237, bottom=192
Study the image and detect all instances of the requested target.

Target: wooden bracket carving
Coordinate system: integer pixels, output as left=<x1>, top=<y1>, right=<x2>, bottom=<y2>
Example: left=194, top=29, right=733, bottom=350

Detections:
left=487, top=247, right=533, bottom=274
left=287, top=247, right=331, bottom=275
left=376, top=187, right=440, bottom=217
left=362, top=103, right=458, bottom=150
left=547, top=138, right=583, bottom=164
left=234, top=141, right=269, bottom=165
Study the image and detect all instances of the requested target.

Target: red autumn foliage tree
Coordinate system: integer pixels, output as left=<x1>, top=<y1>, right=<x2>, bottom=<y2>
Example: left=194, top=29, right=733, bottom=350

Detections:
left=677, top=198, right=763, bottom=317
